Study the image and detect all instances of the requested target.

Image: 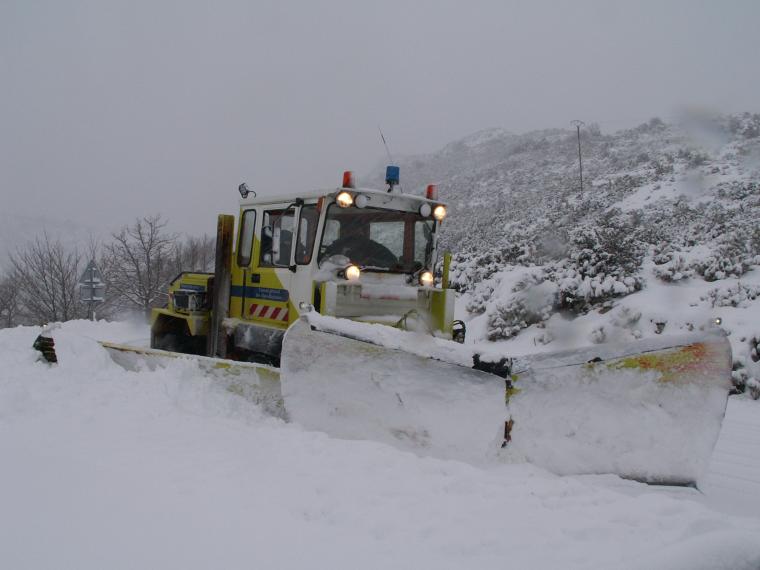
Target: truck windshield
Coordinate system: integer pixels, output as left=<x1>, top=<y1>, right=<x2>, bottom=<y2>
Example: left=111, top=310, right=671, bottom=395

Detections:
left=318, top=205, right=435, bottom=272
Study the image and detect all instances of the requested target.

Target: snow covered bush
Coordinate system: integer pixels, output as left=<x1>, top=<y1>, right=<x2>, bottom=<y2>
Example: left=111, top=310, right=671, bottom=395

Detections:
left=748, top=378, right=760, bottom=401
left=589, top=325, right=607, bottom=344
left=609, top=305, right=643, bottom=338
left=652, top=250, right=694, bottom=282
left=693, top=248, right=750, bottom=282
left=465, top=280, right=495, bottom=315
left=554, top=266, right=641, bottom=314
left=449, top=250, right=516, bottom=292
left=485, top=274, right=557, bottom=340
left=690, top=229, right=760, bottom=282
left=729, top=336, right=760, bottom=399
left=702, top=282, right=760, bottom=308
left=548, top=219, right=644, bottom=313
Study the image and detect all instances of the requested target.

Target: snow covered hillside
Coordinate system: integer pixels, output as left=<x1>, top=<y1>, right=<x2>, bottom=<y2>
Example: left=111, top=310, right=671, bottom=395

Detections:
left=2, top=320, right=760, bottom=570
left=374, top=112, right=760, bottom=396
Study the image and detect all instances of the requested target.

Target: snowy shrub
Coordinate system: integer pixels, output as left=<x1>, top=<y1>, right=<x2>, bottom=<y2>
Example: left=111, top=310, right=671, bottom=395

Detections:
left=693, top=249, right=749, bottom=281
left=589, top=325, right=606, bottom=344
left=731, top=364, right=750, bottom=395
left=465, top=280, right=495, bottom=314
left=748, top=378, right=760, bottom=400
left=485, top=276, right=557, bottom=341
left=534, top=329, right=554, bottom=345
left=549, top=220, right=644, bottom=313
left=535, top=228, right=570, bottom=261
left=487, top=300, right=533, bottom=340
left=610, top=306, right=642, bottom=331
left=450, top=248, right=527, bottom=292
left=690, top=229, right=760, bottom=282
left=650, top=317, right=668, bottom=335
left=728, top=112, right=760, bottom=139
left=554, top=269, right=641, bottom=314
left=731, top=361, right=760, bottom=400
left=448, top=252, right=499, bottom=292
left=728, top=336, right=760, bottom=399
left=652, top=251, right=694, bottom=282
left=702, top=283, right=760, bottom=308
left=653, top=159, right=674, bottom=177
left=487, top=296, right=553, bottom=341
left=678, top=147, right=709, bottom=168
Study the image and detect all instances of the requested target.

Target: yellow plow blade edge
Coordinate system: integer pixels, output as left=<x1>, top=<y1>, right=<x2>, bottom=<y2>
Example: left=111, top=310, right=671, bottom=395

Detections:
left=99, top=341, right=285, bottom=418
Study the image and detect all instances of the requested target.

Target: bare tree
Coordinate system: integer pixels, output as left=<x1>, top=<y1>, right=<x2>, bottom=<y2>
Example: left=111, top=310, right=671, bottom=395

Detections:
left=10, top=234, right=83, bottom=324
left=106, top=214, right=177, bottom=318
left=174, top=234, right=215, bottom=274
left=0, top=273, right=21, bottom=328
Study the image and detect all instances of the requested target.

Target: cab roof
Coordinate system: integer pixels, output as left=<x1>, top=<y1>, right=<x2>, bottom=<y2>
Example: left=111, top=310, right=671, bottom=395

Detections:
left=239, top=186, right=445, bottom=208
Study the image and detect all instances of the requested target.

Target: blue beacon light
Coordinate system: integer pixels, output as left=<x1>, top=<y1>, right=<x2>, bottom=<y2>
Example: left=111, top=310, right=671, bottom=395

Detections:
left=385, top=165, right=400, bottom=191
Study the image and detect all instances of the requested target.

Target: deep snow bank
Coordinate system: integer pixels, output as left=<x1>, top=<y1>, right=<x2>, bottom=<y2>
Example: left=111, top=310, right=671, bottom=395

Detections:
left=1, top=320, right=760, bottom=570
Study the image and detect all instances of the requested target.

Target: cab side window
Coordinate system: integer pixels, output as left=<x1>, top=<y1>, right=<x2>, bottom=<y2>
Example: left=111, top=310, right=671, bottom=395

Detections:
left=296, top=204, right=319, bottom=264
left=237, top=209, right=257, bottom=267
left=260, top=208, right=295, bottom=267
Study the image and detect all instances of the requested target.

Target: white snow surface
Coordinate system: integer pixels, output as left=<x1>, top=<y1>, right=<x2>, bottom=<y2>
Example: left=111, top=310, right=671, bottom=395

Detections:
left=2, top=320, right=760, bottom=569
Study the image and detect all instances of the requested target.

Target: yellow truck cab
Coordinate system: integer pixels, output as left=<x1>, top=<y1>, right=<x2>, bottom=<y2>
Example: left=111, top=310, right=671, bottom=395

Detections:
left=150, top=167, right=456, bottom=365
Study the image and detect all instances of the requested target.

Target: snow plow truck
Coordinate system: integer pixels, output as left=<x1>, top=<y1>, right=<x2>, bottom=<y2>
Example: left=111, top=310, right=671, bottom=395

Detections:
left=101, top=167, right=733, bottom=487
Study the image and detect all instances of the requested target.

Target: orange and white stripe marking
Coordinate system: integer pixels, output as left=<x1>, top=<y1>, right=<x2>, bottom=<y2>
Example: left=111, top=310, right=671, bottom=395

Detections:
left=249, top=303, right=290, bottom=322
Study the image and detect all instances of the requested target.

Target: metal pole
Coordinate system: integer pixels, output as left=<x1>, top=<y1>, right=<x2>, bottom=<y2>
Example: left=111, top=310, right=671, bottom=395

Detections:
left=571, top=120, right=585, bottom=194
left=89, top=262, right=94, bottom=321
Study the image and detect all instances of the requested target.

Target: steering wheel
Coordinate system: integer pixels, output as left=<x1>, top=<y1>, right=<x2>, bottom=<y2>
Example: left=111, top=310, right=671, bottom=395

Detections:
left=323, top=237, right=399, bottom=267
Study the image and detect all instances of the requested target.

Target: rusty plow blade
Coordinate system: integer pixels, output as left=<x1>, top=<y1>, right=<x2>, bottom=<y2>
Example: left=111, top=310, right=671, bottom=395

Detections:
left=504, top=330, right=733, bottom=486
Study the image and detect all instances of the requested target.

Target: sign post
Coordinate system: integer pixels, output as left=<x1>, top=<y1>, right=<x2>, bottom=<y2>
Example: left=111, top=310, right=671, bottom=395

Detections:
left=78, top=260, right=105, bottom=320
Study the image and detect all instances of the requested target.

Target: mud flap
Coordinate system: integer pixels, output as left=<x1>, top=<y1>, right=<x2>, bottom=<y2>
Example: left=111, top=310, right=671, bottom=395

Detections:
left=100, top=341, right=285, bottom=418
left=280, top=317, right=507, bottom=464
left=504, top=331, right=733, bottom=486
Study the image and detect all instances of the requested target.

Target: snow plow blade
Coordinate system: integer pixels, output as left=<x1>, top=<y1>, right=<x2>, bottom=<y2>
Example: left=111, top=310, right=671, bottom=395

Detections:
left=282, top=315, right=732, bottom=486
left=505, top=331, right=733, bottom=486
left=281, top=315, right=507, bottom=464
left=100, top=341, right=285, bottom=418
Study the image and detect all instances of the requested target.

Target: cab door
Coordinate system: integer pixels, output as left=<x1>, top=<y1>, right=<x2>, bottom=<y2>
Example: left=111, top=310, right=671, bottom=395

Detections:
left=243, top=204, right=297, bottom=330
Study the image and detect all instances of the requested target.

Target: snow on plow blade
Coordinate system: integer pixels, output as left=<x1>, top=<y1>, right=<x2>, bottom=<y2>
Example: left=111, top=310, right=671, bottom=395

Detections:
left=282, top=315, right=732, bottom=486
left=505, top=331, right=733, bottom=486
left=281, top=316, right=507, bottom=464
left=100, top=341, right=285, bottom=418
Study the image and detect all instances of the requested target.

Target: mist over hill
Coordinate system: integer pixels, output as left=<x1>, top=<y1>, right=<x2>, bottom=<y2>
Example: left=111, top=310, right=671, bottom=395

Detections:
left=0, top=212, right=105, bottom=269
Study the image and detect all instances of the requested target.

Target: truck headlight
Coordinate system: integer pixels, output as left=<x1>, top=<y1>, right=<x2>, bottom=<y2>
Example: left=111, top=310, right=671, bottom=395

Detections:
left=419, top=270, right=434, bottom=287
left=345, top=265, right=361, bottom=281
left=336, top=191, right=354, bottom=208
left=433, top=205, right=447, bottom=221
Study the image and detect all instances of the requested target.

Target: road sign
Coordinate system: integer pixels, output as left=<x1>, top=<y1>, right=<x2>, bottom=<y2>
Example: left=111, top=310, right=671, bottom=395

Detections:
left=79, top=260, right=106, bottom=318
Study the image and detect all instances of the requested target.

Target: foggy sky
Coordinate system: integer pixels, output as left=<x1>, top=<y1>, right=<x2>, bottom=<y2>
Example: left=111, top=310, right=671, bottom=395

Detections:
left=2, top=0, right=759, bottom=236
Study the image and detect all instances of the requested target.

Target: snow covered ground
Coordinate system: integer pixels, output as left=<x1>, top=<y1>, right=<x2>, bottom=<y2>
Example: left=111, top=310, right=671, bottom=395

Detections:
left=1, top=320, right=760, bottom=569
left=702, top=397, right=760, bottom=518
